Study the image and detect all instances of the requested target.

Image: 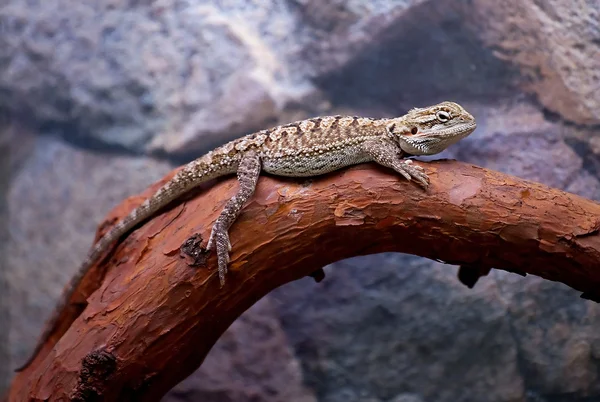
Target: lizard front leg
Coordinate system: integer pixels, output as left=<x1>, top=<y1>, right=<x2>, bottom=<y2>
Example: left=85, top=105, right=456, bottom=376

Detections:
left=207, top=151, right=262, bottom=285
left=361, top=139, right=430, bottom=188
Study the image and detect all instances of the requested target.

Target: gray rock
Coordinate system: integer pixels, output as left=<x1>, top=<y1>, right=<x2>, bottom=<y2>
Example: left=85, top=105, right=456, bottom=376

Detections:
left=6, top=133, right=172, bottom=365
left=457, top=0, right=600, bottom=125
left=0, top=1, right=313, bottom=155
left=272, top=254, right=525, bottom=402
left=390, top=394, right=423, bottom=402
left=454, top=99, right=600, bottom=198
left=164, top=297, right=316, bottom=402
left=0, top=0, right=486, bottom=157
left=0, top=114, right=13, bottom=397
left=493, top=271, right=600, bottom=396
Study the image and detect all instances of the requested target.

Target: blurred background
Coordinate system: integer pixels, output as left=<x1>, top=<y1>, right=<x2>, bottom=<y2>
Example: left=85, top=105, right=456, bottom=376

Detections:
left=1, top=1, right=600, bottom=401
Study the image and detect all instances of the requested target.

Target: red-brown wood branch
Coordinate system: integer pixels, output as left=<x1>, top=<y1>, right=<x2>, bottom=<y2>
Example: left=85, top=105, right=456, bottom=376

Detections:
left=8, top=160, right=600, bottom=401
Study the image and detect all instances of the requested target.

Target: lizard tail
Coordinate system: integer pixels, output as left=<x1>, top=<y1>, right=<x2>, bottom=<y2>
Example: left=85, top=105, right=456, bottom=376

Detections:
left=15, top=158, right=238, bottom=372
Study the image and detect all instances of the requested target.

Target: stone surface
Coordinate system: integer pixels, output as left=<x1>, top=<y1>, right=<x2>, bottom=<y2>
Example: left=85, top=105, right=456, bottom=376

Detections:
left=453, top=99, right=600, bottom=201
left=493, top=272, right=600, bottom=397
left=2, top=0, right=600, bottom=400
left=0, top=1, right=311, bottom=155
left=0, top=0, right=511, bottom=156
left=6, top=134, right=172, bottom=365
left=289, top=0, right=429, bottom=76
left=165, top=297, right=315, bottom=402
left=272, top=255, right=525, bottom=402
left=312, top=2, right=517, bottom=114
left=0, top=115, right=14, bottom=397
left=458, top=0, right=600, bottom=125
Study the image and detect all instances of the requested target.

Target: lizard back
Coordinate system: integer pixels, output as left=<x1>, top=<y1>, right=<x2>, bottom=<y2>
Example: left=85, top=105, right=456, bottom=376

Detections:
left=220, top=115, right=389, bottom=176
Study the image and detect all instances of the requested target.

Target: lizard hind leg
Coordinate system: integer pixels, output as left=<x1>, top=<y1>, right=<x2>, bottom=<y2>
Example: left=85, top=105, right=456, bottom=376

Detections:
left=207, top=151, right=262, bottom=286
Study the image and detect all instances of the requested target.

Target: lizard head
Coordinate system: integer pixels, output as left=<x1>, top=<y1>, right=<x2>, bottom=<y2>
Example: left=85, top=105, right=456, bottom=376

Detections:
left=386, top=101, right=476, bottom=156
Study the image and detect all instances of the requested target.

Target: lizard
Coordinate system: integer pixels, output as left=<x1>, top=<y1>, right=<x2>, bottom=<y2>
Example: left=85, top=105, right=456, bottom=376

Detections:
left=15, top=100, right=476, bottom=372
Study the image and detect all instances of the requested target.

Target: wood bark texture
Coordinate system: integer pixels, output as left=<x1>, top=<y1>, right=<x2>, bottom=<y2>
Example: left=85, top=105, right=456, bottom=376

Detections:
left=7, top=160, right=600, bottom=401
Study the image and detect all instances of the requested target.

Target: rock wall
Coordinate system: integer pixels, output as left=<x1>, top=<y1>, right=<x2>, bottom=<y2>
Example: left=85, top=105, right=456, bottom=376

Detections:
left=2, top=0, right=600, bottom=400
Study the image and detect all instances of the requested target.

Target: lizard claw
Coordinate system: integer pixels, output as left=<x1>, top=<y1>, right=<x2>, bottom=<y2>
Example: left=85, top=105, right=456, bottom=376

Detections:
left=398, top=161, right=429, bottom=189
left=404, top=159, right=425, bottom=172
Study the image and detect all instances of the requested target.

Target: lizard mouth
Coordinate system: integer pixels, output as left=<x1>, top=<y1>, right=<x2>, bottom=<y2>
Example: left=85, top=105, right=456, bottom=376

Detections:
left=400, top=120, right=477, bottom=155
left=420, top=120, right=477, bottom=139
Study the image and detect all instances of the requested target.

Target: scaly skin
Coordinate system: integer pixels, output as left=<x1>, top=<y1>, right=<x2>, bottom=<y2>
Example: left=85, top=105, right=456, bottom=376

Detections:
left=16, top=101, right=476, bottom=372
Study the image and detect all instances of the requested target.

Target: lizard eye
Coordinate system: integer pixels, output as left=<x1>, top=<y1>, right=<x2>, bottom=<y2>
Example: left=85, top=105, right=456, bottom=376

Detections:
left=410, top=127, right=418, bottom=135
left=436, top=111, right=451, bottom=122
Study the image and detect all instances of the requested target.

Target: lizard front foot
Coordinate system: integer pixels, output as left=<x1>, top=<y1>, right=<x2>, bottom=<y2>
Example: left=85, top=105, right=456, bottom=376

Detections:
left=207, top=223, right=232, bottom=286
left=398, top=160, right=430, bottom=188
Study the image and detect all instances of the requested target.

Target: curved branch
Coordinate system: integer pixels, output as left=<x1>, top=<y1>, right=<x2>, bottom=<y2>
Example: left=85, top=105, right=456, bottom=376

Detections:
left=8, top=160, right=600, bottom=401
